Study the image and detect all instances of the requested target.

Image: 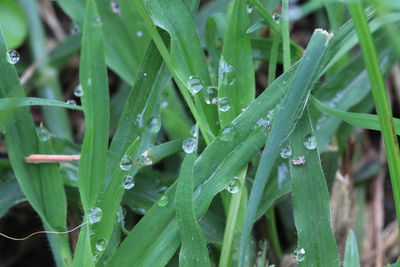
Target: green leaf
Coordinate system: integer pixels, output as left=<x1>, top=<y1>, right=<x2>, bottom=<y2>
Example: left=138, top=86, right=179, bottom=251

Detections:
left=344, top=230, right=360, bottom=267
left=218, top=0, right=254, bottom=127
left=239, top=29, right=333, bottom=267
left=0, top=0, right=27, bottom=48
left=0, top=179, right=24, bottom=218
left=72, top=224, right=94, bottom=267
left=175, top=129, right=211, bottom=267
left=0, top=97, right=83, bottom=111
left=289, top=109, right=339, bottom=267
left=77, top=0, right=109, bottom=209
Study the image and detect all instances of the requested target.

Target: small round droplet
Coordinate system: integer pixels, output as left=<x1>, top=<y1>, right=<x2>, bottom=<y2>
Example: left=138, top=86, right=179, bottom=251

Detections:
left=219, top=59, right=236, bottom=86
left=218, top=97, right=231, bottom=112
left=95, top=239, right=107, bottom=251
left=110, top=0, right=120, bottom=14
left=190, top=125, right=198, bottom=137
left=220, top=127, right=235, bottom=142
left=148, top=116, right=161, bottom=133
left=66, top=99, right=76, bottom=105
left=294, top=248, right=306, bottom=262
left=247, top=5, right=253, bottom=14
left=226, top=177, right=241, bottom=194
left=161, top=100, right=169, bottom=108
left=116, top=207, right=126, bottom=223
left=74, top=84, right=83, bottom=97
left=87, top=207, right=102, bottom=224
left=134, top=151, right=153, bottom=166
left=7, top=50, right=20, bottom=64
left=143, top=72, right=148, bottom=77
left=93, top=17, right=102, bottom=27
left=38, top=127, right=50, bottom=142
left=204, top=86, right=218, bottom=105
left=120, top=155, right=133, bottom=171
left=157, top=195, right=169, bottom=207
left=93, top=252, right=100, bottom=262
left=136, top=31, right=143, bottom=38
left=182, top=138, right=196, bottom=154
left=187, top=75, right=204, bottom=94
left=122, top=175, right=135, bottom=189
left=272, top=13, right=281, bottom=24
left=304, top=134, right=317, bottom=150
left=280, top=145, right=292, bottom=159
left=70, top=23, right=80, bottom=35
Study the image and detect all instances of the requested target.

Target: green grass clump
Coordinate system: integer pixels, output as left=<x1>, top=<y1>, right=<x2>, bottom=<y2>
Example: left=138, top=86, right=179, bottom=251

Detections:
left=0, top=0, right=400, bottom=266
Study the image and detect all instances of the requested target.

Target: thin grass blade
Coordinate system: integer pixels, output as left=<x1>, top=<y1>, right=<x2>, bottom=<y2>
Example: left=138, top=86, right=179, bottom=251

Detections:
left=344, top=230, right=360, bottom=267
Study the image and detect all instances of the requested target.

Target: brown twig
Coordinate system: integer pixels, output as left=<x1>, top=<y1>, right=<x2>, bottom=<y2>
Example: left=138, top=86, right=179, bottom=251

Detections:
left=24, top=154, right=80, bottom=163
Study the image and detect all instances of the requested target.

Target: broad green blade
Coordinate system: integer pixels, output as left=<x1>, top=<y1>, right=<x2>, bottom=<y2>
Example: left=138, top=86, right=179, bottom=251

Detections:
left=176, top=131, right=211, bottom=267
left=0, top=97, right=83, bottom=111
left=311, top=95, right=400, bottom=135
left=218, top=0, right=254, bottom=127
left=238, top=29, right=333, bottom=267
left=72, top=224, right=94, bottom=267
left=288, top=109, right=339, bottom=267
left=344, top=230, right=360, bottom=267
left=77, top=0, right=109, bottom=209
left=0, top=179, right=24, bottom=218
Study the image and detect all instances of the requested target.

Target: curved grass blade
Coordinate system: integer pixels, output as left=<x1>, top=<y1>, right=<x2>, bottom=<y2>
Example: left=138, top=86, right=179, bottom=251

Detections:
left=238, top=29, right=333, bottom=267
left=344, top=230, right=360, bottom=267
left=77, top=0, right=109, bottom=210
left=311, top=95, right=400, bottom=135
left=0, top=179, right=24, bottom=218
left=218, top=0, right=254, bottom=127
left=175, top=129, right=211, bottom=267
left=288, top=109, right=339, bottom=267
left=0, top=97, right=83, bottom=111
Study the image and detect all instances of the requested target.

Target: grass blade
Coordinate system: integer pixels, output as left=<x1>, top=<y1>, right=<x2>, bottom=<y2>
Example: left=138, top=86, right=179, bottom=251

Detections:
left=344, top=230, right=360, bottom=267
left=238, top=29, right=333, bottom=267
left=288, top=109, right=339, bottom=266
left=347, top=0, right=400, bottom=229
left=176, top=130, right=211, bottom=267
left=0, top=97, right=83, bottom=111
left=0, top=179, right=24, bottom=218
left=77, top=0, right=109, bottom=209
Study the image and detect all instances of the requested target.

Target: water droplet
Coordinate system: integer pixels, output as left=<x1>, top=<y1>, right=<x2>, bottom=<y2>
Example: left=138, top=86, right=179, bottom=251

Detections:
left=247, top=5, right=253, bottom=14
left=157, top=195, right=169, bottom=207
left=219, top=58, right=236, bottom=86
left=38, top=126, right=50, bottom=142
left=93, top=17, right=102, bottom=27
left=135, top=113, right=144, bottom=128
left=190, top=125, right=198, bottom=137
left=187, top=75, right=204, bottom=94
left=136, top=31, right=143, bottom=38
left=148, top=116, right=161, bottom=133
left=204, top=86, right=218, bottom=104
left=70, top=23, right=80, bottom=35
left=290, top=156, right=306, bottom=166
left=120, top=155, right=133, bottom=170
left=116, top=207, right=126, bottom=223
left=226, top=177, right=241, bottom=193
left=66, top=99, right=76, bottom=105
left=74, top=84, right=83, bottom=97
left=218, top=97, right=231, bottom=112
left=304, top=134, right=317, bottom=150
left=7, top=50, right=20, bottom=64
left=161, top=100, right=169, bottom=108
left=110, top=0, right=120, bottom=14
left=272, top=13, right=281, bottom=24
left=220, top=127, right=235, bottom=142
left=134, top=150, right=153, bottom=166
left=93, top=252, right=100, bottom=262
left=294, top=248, right=306, bottom=262
left=280, top=145, right=292, bottom=159
left=143, top=72, right=148, bottom=77
left=122, top=175, right=135, bottom=189
left=182, top=138, right=196, bottom=154
left=87, top=207, right=102, bottom=224
left=95, top=239, right=107, bottom=251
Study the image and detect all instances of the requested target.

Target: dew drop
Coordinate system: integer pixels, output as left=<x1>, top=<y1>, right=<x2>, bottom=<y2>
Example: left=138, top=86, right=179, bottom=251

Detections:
left=190, top=125, right=198, bottom=137
left=87, top=207, right=102, bottom=224
left=247, top=5, right=253, bottom=14
left=74, top=84, right=83, bottom=97
left=161, top=100, right=169, bottom=108
left=294, top=248, right=306, bottom=262
left=182, top=138, right=196, bottom=154
left=253, top=111, right=274, bottom=131
left=272, top=13, right=281, bottom=24
left=93, top=252, right=100, bottom=262
left=280, top=145, right=292, bottom=159
left=220, top=127, right=235, bottom=142
left=93, top=17, right=102, bottom=27
left=120, top=155, right=133, bottom=171
left=7, top=50, right=20, bottom=64
left=219, top=58, right=236, bottom=86
left=136, top=113, right=144, bottom=128
left=157, top=195, right=169, bottom=207
left=134, top=151, right=153, bottom=167
left=70, top=23, right=80, bottom=35
left=122, top=175, right=135, bottom=189
left=187, top=75, right=204, bottom=94
left=218, top=97, right=231, bottom=112
left=136, top=31, right=143, bottom=38
left=95, top=239, right=107, bottom=251
left=116, top=207, right=126, bottom=223
left=148, top=116, right=161, bottom=133
left=66, top=99, right=76, bottom=105
left=226, top=177, right=241, bottom=194
left=38, top=126, right=50, bottom=142
left=304, top=134, right=317, bottom=150
left=204, top=86, right=218, bottom=104
left=110, top=0, right=120, bottom=14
